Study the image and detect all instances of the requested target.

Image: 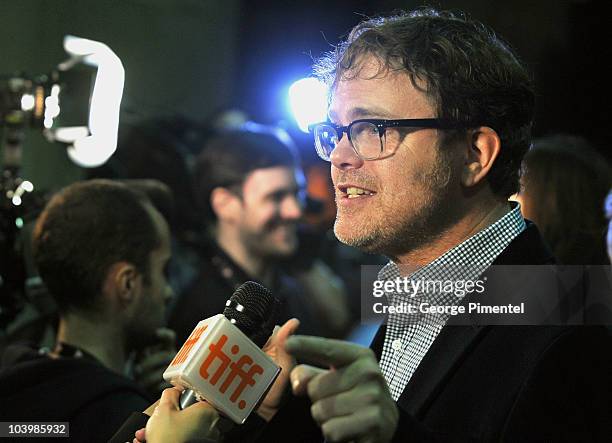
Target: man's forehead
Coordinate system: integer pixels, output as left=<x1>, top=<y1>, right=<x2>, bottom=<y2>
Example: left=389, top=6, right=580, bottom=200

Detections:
left=328, top=67, right=433, bottom=123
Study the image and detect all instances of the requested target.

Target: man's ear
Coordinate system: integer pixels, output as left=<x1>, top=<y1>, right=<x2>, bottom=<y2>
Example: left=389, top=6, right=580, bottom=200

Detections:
left=210, top=187, right=242, bottom=223
left=461, top=126, right=501, bottom=188
left=104, top=262, right=142, bottom=307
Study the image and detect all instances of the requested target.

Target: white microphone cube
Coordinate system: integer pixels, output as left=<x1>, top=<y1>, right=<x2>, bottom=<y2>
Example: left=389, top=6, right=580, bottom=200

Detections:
left=163, top=314, right=281, bottom=424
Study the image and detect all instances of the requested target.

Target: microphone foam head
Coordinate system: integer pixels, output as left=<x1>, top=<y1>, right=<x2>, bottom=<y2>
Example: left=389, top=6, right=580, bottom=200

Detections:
left=223, top=281, right=280, bottom=348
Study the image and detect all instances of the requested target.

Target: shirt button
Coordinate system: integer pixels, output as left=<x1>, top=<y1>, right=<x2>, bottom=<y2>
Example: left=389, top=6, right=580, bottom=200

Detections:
left=391, top=339, right=402, bottom=351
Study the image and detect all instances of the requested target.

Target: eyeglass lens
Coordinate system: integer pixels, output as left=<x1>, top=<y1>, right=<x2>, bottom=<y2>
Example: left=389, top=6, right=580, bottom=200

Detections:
left=315, top=122, right=383, bottom=161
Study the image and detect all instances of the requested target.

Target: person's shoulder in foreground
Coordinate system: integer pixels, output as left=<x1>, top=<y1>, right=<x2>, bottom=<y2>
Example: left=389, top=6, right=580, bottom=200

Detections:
left=0, top=343, right=151, bottom=442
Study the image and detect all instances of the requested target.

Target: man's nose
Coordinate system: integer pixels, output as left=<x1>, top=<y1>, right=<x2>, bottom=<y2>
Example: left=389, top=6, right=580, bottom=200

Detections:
left=329, top=134, right=364, bottom=171
left=281, top=195, right=303, bottom=220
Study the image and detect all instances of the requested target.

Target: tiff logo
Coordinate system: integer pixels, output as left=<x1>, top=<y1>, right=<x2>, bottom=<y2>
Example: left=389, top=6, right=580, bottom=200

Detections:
left=199, top=334, right=264, bottom=410
left=171, top=325, right=208, bottom=366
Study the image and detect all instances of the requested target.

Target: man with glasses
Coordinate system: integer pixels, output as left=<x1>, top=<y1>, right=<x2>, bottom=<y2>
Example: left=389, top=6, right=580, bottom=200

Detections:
left=256, top=8, right=612, bottom=443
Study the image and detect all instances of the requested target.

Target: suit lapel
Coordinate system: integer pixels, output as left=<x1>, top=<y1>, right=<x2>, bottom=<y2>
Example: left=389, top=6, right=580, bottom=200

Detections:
left=370, top=322, right=386, bottom=360
left=378, top=222, right=554, bottom=417
left=396, top=324, right=488, bottom=417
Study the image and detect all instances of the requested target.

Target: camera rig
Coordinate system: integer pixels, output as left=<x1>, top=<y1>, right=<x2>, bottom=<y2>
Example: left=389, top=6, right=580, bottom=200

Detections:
left=0, top=36, right=124, bottom=330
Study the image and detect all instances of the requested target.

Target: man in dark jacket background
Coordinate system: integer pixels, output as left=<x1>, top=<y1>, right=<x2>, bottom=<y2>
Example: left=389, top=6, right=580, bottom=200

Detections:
left=0, top=180, right=175, bottom=442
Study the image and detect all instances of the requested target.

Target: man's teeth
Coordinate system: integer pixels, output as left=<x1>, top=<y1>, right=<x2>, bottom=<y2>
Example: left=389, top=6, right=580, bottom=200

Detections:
left=346, top=187, right=373, bottom=198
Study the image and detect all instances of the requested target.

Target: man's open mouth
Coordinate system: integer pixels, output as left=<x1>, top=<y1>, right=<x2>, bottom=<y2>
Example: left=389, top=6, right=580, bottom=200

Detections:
left=338, top=185, right=376, bottom=199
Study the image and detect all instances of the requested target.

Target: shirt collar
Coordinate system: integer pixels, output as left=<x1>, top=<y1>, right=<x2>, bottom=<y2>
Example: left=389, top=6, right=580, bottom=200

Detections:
left=379, top=202, right=526, bottom=281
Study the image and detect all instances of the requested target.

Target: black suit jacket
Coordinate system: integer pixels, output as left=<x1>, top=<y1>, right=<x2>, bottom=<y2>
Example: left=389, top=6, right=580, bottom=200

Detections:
left=260, top=222, right=612, bottom=442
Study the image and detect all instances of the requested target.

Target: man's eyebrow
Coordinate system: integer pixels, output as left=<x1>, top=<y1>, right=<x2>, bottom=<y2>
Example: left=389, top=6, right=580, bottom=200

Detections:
left=265, top=185, right=300, bottom=197
left=328, top=106, right=395, bottom=123
left=350, top=107, right=395, bottom=120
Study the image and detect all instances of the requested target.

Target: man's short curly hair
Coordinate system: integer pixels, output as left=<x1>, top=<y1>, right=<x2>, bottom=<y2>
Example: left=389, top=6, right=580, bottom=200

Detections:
left=314, top=8, right=535, bottom=198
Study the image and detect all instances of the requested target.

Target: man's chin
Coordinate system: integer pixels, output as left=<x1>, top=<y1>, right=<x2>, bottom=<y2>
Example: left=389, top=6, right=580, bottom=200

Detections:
left=333, top=221, right=380, bottom=252
left=275, top=243, right=298, bottom=257
left=262, top=240, right=298, bottom=258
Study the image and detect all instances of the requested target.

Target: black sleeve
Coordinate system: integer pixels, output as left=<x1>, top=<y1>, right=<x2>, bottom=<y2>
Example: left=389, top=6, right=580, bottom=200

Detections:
left=220, top=395, right=323, bottom=443
left=65, top=389, right=149, bottom=443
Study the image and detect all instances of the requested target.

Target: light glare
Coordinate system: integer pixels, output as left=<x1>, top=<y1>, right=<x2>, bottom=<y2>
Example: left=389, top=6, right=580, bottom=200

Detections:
left=288, top=77, right=328, bottom=133
left=21, top=181, right=34, bottom=192
left=54, top=126, right=89, bottom=143
left=21, top=94, right=35, bottom=111
left=60, top=35, right=124, bottom=168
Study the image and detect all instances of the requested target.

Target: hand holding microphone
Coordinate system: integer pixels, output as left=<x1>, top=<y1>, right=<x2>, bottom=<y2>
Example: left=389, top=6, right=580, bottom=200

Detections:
left=163, top=281, right=299, bottom=424
left=135, top=386, right=220, bottom=443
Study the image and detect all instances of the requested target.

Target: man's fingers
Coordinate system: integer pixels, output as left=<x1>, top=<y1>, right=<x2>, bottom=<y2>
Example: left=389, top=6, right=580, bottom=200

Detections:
left=134, top=428, right=146, bottom=442
left=184, top=401, right=221, bottom=440
left=276, top=318, right=300, bottom=343
left=290, top=364, right=326, bottom=396
left=320, top=407, right=380, bottom=443
left=310, top=383, right=383, bottom=425
left=155, top=327, right=177, bottom=347
left=304, top=359, right=383, bottom=402
left=156, top=386, right=183, bottom=411
left=264, top=318, right=300, bottom=349
left=285, top=335, right=373, bottom=368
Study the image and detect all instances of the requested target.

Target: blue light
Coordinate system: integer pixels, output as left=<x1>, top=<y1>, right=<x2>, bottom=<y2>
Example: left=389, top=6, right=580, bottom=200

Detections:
left=288, top=77, right=328, bottom=133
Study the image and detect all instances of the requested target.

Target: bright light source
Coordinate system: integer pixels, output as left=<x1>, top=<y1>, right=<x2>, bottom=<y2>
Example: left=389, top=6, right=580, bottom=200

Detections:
left=45, top=95, right=60, bottom=119
left=21, top=94, right=35, bottom=111
left=56, top=35, right=125, bottom=168
left=15, top=218, right=24, bottom=229
left=54, top=126, right=89, bottom=143
left=12, top=195, right=22, bottom=206
left=67, top=136, right=115, bottom=168
left=21, top=181, right=34, bottom=192
left=288, top=77, right=328, bottom=133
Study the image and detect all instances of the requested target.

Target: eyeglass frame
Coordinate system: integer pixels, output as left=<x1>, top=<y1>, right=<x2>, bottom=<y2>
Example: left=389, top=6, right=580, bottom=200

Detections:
left=308, top=118, right=468, bottom=161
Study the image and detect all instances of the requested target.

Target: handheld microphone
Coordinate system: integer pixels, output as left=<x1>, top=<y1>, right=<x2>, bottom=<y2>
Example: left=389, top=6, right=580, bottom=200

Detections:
left=163, top=281, right=281, bottom=424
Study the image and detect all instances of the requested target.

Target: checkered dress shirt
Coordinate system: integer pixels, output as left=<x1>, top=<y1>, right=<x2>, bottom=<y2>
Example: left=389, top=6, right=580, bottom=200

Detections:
left=378, top=203, right=526, bottom=401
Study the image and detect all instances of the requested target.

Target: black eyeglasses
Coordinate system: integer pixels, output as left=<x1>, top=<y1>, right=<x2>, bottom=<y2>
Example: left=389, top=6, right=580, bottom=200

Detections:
left=308, top=118, right=464, bottom=161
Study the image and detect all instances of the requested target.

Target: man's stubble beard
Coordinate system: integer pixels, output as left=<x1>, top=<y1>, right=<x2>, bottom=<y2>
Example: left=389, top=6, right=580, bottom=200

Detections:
left=334, top=155, right=456, bottom=259
left=239, top=220, right=298, bottom=261
left=127, top=296, right=162, bottom=352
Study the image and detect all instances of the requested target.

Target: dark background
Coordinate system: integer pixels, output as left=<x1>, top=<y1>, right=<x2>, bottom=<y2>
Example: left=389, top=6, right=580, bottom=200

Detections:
left=0, top=0, right=609, bottom=189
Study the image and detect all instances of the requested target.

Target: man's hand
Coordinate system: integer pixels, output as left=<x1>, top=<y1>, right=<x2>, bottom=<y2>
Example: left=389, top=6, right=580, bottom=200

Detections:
left=257, top=318, right=300, bottom=421
left=137, top=387, right=220, bottom=443
left=133, top=328, right=176, bottom=398
left=285, top=336, right=398, bottom=443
